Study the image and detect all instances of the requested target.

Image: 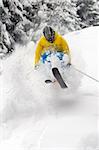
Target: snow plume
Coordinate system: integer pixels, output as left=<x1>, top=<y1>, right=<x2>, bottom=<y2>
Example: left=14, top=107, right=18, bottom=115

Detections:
left=0, top=38, right=84, bottom=125
left=0, top=41, right=82, bottom=123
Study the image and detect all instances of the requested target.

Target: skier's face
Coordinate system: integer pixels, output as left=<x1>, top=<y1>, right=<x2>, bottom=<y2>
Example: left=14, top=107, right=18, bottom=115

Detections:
left=46, top=34, right=55, bottom=43
left=44, top=30, right=55, bottom=43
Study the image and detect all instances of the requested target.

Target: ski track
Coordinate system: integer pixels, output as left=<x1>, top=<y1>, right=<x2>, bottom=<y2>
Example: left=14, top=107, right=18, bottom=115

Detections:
left=0, top=27, right=99, bottom=150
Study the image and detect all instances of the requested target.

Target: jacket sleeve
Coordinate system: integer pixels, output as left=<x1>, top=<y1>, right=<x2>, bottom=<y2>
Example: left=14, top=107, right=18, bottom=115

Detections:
left=61, top=37, right=71, bottom=63
left=34, top=39, right=44, bottom=65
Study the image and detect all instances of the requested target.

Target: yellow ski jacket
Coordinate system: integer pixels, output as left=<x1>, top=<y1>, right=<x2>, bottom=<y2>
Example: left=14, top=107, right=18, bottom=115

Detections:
left=34, top=33, right=71, bottom=65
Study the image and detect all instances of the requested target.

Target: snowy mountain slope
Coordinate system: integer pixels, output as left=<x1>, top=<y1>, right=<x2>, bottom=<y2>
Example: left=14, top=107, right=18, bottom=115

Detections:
left=65, top=26, right=99, bottom=92
left=0, top=26, right=99, bottom=150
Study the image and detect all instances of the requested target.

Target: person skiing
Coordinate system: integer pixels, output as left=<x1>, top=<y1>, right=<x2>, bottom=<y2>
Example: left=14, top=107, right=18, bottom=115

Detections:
left=34, top=26, right=71, bottom=69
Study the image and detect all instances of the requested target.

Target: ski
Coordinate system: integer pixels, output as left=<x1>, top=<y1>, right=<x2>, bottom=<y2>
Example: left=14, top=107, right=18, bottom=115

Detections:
left=52, top=67, right=68, bottom=89
left=45, top=79, right=52, bottom=83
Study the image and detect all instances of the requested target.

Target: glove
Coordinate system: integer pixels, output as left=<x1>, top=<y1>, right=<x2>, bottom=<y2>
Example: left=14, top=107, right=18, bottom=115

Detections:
left=34, top=64, right=39, bottom=70
left=66, top=63, right=71, bottom=68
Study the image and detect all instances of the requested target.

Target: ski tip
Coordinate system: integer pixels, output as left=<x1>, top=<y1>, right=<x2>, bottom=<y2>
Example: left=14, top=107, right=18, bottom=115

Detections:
left=52, top=67, right=58, bottom=72
left=52, top=67, right=68, bottom=89
left=45, top=79, right=52, bottom=83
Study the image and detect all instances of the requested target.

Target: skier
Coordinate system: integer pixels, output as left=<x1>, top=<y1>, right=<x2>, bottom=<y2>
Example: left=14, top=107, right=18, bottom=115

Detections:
left=34, top=26, right=71, bottom=69
left=34, top=26, right=71, bottom=87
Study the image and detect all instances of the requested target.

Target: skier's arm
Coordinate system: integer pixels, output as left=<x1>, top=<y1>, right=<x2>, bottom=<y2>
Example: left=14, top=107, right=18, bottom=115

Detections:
left=34, top=40, right=43, bottom=65
left=61, top=37, right=71, bottom=63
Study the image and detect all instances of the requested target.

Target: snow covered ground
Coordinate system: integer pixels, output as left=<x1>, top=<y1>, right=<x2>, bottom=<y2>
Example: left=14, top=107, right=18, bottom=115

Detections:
left=0, top=26, right=99, bottom=150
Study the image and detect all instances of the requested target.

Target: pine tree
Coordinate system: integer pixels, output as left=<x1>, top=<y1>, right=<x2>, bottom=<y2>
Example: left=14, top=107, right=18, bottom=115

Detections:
left=0, top=0, right=39, bottom=57
left=77, top=0, right=99, bottom=26
left=38, top=0, right=82, bottom=35
left=0, top=0, right=99, bottom=57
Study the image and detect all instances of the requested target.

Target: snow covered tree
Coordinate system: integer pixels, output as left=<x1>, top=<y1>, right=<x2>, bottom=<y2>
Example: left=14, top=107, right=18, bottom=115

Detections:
left=0, top=0, right=36, bottom=57
left=0, top=9, right=14, bottom=57
left=0, top=0, right=99, bottom=57
left=76, top=0, right=99, bottom=26
left=37, top=0, right=82, bottom=35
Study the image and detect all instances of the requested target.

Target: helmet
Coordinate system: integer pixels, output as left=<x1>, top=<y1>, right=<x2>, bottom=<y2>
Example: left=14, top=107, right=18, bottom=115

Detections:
left=43, top=26, right=55, bottom=43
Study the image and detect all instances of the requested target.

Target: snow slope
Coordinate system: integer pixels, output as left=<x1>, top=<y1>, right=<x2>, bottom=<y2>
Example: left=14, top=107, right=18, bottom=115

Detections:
left=0, top=26, right=99, bottom=150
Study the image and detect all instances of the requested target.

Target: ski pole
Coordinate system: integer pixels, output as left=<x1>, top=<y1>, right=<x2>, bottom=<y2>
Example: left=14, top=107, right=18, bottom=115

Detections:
left=72, top=65, right=99, bottom=83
